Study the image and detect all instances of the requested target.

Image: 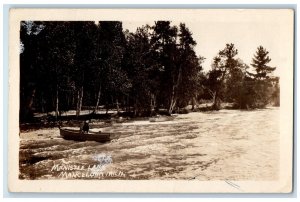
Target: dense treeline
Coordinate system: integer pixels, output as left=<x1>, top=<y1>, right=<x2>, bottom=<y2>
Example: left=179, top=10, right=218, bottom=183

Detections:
left=20, top=21, right=279, bottom=122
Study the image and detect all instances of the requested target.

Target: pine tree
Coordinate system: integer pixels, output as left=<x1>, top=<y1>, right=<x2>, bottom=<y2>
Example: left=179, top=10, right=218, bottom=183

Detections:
left=251, top=46, right=276, bottom=80
left=249, top=46, right=277, bottom=108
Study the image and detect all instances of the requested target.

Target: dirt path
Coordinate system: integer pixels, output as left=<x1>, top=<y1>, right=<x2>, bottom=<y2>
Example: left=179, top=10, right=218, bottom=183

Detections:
left=19, top=108, right=279, bottom=180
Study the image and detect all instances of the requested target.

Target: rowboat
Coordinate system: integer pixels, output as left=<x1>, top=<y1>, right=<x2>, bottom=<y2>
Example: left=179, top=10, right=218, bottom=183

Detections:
left=149, top=116, right=175, bottom=122
left=59, top=128, right=112, bottom=142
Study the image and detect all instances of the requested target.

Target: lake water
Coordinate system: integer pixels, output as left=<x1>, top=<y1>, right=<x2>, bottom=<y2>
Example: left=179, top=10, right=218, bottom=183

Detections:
left=19, top=108, right=279, bottom=180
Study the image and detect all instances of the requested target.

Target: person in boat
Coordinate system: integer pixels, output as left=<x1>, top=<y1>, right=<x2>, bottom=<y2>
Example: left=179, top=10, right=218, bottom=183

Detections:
left=82, top=120, right=90, bottom=134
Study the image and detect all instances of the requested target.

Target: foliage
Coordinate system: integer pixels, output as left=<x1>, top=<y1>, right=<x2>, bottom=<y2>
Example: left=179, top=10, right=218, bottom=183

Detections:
left=20, top=21, right=279, bottom=122
left=204, top=44, right=278, bottom=110
left=244, top=46, right=277, bottom=108
left=20, top=21, right=205, bottom=121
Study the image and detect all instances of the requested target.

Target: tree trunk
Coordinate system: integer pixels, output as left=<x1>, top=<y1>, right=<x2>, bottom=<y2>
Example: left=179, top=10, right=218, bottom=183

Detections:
left=116, top=99, right=120, bottom=114
left=76, top=90, right=80, bottom=116
left=212, top=91, right=220, bottom=110
left=168, top=91, right=176, bottom=114
left=150, top=93, right=156, bottom=115
left=133, top=98, right=138, bottom=117
left=168, top=68, right=182, bottom=114
left=55, top=85, right=59, bottom=120
left=168, top=98, right=177, bottom=115
left=76, top=86, right=84, bottom=117
left=191, top=97, right=195, bottom=110
left=93, top=84, right=102, bottom=113
left=168, top=83, right=178, bottom=114
left=23, top=88, right=36, bottom=121
left=106, top=103, right=109, bottom=114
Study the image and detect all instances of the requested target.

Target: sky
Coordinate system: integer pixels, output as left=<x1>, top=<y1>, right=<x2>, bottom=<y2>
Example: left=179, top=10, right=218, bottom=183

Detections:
left=122, top=10, right=293, bottom=76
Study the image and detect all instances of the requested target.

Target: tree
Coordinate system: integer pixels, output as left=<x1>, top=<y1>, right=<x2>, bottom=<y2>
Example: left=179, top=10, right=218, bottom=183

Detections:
left=151, top=21, right=179, bottom=114
left=176, top=23, right=204, bottom=111
left=20, top=21, right=78, bottom=120
left=22, top=21, right=254, bottom=122
left=207, top=43, right=239, bottom=110
left=205, top=59, right=223, bottom=110
left=248, top=46, right=277, bottom=108
left=151, top=22, right=204, bottom=114
left=225, top=60, right=251, bottom=109
left=250, top=46, right=276, bottom=80
left=227, top=46, right=277, bottom=109
left=97, top=21, right=131, bottom=114
left=71, top=22, right=98, bottom=117
left=20, top=21, right=102, bottom=120
left=123, top=25, right=161, bottom=116
left=271, top=77, right=280, bottom=106
left=20, top=21, right=45, bottom=121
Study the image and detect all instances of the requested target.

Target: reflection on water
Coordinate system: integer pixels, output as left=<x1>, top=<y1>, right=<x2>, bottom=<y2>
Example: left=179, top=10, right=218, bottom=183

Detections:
left=19, top=108, right=279, bottom=180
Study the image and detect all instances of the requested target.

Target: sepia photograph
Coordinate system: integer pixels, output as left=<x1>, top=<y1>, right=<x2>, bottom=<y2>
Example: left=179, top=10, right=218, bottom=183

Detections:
left=8, top=8, right=294, bottom=193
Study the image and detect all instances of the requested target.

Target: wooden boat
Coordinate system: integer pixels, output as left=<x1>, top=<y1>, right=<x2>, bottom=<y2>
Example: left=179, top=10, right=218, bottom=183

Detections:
left=59, top=128, right=112, bottom=142
left=149, top=116, right=176, bottom=122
